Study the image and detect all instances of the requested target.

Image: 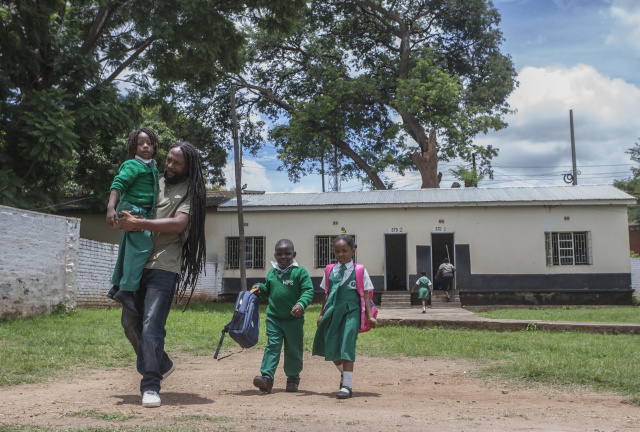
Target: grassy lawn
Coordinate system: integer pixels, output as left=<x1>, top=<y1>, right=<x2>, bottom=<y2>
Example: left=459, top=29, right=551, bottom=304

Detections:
left=1, top=302, right=639, bottom=398
left=475, top=306, right=640, bottom=323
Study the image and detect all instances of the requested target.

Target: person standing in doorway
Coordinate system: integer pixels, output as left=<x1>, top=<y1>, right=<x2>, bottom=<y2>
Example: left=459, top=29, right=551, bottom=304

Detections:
left=434, top=258, right=455, bottom=301
left=116, top=141, right=207, bottom=408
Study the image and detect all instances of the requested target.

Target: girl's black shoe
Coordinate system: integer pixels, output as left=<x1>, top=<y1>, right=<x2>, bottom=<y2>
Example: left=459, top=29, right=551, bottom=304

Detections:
left=337, top=386, right=352, bottom=399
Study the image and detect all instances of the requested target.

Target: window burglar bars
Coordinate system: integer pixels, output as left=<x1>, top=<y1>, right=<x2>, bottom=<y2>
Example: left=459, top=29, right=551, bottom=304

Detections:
left=545, top=232, right=590, bottom=266
left=314, top=235, right=357, bottom=267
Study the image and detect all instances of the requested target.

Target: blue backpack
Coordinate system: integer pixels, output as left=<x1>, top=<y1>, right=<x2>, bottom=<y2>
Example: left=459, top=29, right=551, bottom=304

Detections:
left=214, top=289, right=260, bottom=359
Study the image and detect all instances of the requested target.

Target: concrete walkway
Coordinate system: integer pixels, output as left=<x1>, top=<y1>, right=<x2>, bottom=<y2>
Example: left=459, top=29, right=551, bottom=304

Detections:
left=376, top=306, right=640, bottom=334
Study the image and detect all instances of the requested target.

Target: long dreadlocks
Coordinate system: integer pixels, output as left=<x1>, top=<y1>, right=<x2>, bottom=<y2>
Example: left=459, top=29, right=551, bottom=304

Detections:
left=169, top=141, right=207, bottom=308
left=126, top=128, right=159, bottom=160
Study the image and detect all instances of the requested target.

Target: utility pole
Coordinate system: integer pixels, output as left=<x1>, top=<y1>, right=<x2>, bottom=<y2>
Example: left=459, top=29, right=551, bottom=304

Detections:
left=230, top=87, right=247, bottom=291
left=321, top=153, right=325, bottom=192
left=569, top=109, right=578, bottom=185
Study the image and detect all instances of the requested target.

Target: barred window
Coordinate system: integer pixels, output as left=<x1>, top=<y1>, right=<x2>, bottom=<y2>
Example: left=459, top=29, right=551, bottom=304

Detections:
left=225, top=237, right=265, bottom=269
left=545, top=232, right=591, bottom=266
left=314, top=235, right=357, bottom=267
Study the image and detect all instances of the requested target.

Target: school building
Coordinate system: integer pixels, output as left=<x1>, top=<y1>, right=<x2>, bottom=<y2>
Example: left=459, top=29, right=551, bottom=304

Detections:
left=59, top=184, right=636, bottom=306
left=210, top=184, right=636, bottom=306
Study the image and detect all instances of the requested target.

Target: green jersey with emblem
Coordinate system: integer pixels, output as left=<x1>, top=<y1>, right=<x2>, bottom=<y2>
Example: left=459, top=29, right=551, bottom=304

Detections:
left=258, top=265, right=314, bottom=320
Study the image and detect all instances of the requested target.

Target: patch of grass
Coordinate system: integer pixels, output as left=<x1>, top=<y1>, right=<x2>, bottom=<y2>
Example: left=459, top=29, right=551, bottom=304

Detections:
left=68, top=409, right=137, bottom=421
left=173, top=415, right=234, bottom=423
left=476, top=306, right=640, bottom=323
left=2, top=302, right=640, bottom=399
left=274, top=416, right=301, bottom=423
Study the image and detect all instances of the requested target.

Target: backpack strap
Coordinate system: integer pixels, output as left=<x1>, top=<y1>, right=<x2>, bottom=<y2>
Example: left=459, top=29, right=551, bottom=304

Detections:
left=324, top=263, right=336, bottom=302
left=354, top=263, right=367, bottom=332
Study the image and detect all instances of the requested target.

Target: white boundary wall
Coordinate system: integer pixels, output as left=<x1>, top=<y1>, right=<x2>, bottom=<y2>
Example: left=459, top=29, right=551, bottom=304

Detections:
left=0, top=206, right=79, bottom=319
left=76, top=238, right=222, bottom=307
left=631, top=257, right=640, bottom=301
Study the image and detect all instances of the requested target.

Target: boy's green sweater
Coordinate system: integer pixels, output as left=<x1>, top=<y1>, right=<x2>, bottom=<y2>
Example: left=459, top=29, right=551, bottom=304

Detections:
left=258, top=266, right=314, bottom=320
left=110, top=159, right=158, bottom=207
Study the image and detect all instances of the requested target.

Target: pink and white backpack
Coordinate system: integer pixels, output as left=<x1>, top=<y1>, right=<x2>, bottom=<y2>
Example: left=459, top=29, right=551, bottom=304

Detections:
left=324, top=263, right=378, bottom=333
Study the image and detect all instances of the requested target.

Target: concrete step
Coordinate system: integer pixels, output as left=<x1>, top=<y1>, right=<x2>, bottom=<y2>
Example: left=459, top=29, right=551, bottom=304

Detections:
left=380, top=292, right=411, bottom=309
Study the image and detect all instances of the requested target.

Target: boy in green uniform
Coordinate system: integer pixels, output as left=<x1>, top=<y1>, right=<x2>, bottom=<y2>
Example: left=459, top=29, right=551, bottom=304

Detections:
left=252, top=239, right=314, bottom=394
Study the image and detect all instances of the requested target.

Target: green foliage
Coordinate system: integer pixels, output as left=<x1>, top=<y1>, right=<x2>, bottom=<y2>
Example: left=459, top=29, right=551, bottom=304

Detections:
left=450, top=166, right=485, bottom=188
left=0, top=0, right=304, bottom=209
left=232, top=0, right=517, bottom=189
left=614, top=137, right=640, bottom=222
left=525, top=321, right=539, bottom=332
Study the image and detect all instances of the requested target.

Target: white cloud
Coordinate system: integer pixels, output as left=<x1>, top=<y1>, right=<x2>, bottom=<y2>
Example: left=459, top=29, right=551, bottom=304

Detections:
left=478, top=64, right=640, bottom=186
left=224, top=159, right=273, bottom=191
left=606, top=0, right=640, bottom=54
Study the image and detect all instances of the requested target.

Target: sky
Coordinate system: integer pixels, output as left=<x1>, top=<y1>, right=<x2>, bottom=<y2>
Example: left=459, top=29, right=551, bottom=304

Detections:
left=224, top=0, right=640, bottom=192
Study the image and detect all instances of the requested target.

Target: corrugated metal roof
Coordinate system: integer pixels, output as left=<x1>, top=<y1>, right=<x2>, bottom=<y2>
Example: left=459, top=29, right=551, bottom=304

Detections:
left=218, top=184, right=636, bottom=210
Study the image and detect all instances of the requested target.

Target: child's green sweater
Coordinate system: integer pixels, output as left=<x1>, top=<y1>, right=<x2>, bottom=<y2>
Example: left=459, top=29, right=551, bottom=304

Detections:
left=258, top=266, right=314, bottom=320
left=110, top=159, right=157, bottom=207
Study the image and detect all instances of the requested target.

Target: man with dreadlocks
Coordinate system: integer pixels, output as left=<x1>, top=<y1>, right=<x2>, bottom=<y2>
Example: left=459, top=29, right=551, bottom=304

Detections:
left=117, top=141, right=207, bottom=408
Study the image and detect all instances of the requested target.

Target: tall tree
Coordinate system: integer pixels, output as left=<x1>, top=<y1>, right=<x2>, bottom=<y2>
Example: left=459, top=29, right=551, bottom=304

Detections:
left=231, top=0, right=516, bottom=189
left=0, top=0, right=304, bottom=209
left=614, top=137, right=640, bottom=223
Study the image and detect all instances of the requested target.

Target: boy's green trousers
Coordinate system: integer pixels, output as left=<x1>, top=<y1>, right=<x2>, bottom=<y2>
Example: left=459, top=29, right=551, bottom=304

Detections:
left=260, top=315, right=304, bottom=382
left=110, top=201, right=153, bottom=292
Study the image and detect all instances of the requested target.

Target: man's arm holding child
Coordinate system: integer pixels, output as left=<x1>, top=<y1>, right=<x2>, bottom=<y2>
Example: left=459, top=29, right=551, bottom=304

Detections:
left=118, top=210, right=189, bottom=233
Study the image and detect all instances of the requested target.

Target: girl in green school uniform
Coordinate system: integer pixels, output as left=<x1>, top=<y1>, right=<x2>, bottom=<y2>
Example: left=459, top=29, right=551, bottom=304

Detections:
left=312, top=235, right=377, bottom=399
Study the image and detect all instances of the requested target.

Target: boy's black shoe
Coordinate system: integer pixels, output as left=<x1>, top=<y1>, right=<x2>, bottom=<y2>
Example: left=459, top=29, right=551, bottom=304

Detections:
left=106, top=285, right=119, bottom=300
left=114, top=290, right=139, bottom=315
left=285, top=378, right=299, bottom=392
left=253, top=375, right=273, bottom=394
left=337, top=386, right=352, bottom=399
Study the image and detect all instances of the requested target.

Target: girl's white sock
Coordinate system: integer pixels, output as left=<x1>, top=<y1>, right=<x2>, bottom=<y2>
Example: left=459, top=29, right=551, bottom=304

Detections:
left=335, top=363, right=344, bottom=373
left=342, top=371, right=353, bottom=389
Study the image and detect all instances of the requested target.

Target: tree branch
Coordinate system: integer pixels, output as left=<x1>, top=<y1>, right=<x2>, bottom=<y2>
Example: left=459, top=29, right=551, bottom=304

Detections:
left=80, top=1, right=126, bottom=56
left=103, top=36, right=155, bottom=83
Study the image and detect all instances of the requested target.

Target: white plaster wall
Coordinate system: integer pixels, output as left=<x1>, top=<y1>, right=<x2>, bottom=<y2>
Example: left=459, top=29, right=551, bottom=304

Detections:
left=630, top=257, right=640, bottom=300
left=0, top=205, right=79, bottom=319
left=76, top=238, right=223, bottom=307
left=76, top=238, right=119, bottom=308
left=213, top=203, right=631, bottom=279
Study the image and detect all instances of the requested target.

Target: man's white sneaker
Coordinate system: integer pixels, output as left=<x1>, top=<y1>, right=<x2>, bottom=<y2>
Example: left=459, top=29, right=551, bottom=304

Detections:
left=142, top=390, right=161, bottom=407
left=161, top=364, right=175, bottom=384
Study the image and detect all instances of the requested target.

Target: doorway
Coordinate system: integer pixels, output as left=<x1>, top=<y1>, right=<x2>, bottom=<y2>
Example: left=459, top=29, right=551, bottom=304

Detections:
left=431, top=233, right=455, bottom=289
left=384, top=233, right=407, bottom=291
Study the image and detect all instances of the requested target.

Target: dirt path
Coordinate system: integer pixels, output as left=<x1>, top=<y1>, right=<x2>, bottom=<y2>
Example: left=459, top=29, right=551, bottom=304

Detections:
left=1, top=350, right=638, bottom=431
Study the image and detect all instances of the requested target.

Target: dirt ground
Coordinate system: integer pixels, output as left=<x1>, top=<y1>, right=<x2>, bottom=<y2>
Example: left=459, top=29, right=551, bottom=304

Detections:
left=1, top=350, right=638, bottom=432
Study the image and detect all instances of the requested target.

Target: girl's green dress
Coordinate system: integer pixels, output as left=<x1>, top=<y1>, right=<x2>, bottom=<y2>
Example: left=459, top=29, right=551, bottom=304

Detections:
left=312, top=266, right=361, bottom=362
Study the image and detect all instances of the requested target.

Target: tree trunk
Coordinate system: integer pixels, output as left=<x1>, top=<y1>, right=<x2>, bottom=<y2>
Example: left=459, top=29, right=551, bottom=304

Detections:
left=408, top=128, right=439, bottom=188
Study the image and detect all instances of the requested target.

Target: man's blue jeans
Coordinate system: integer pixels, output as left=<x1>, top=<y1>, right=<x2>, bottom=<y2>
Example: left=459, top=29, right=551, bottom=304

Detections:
left=121, top=268, right=177, bottom=394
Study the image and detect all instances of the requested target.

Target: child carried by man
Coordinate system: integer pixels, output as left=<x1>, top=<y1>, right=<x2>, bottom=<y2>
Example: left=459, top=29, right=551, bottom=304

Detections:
left=105, top=128, right=159, bottom=314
